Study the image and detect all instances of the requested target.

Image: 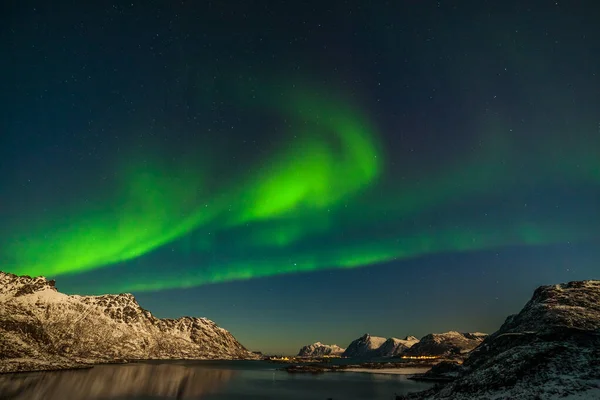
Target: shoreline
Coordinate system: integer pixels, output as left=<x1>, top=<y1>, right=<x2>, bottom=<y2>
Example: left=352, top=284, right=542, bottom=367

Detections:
left=341, top=367, right=431, bottom=375
left=1, top=358, right=438, bottom=376
left=0, top=362, right=94, bottom=375
left=0, top=357, right=259, bottom=375
left=282, top=361, right=439, bottom=375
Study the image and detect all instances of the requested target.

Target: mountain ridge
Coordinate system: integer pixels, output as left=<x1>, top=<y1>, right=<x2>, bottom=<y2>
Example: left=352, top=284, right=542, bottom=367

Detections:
left=342, top=334, right=389, bottom=358
left=403, top=331, right=487, bottom=357
left=0, top=271, right=258, bottom=373
left=340, top=332, right=485, bottom=359
left=372, top=336, right=421, bottom=357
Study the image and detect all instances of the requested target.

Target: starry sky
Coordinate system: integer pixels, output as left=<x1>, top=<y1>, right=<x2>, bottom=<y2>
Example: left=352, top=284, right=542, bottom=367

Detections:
left=2, top=1, right=599, bottom=354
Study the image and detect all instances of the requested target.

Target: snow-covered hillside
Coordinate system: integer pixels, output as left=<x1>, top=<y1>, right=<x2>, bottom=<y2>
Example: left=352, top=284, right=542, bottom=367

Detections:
left=297, top=342, right=345, bottom=357
left=399, top=280, right=600, bottom=400
left=0, top=272, right=258, bottom=373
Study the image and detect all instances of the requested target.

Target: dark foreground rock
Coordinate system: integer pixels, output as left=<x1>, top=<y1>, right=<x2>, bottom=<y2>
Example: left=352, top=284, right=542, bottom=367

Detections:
left=398, top=280, right=600, bottom=400
left=409, top=361, right=464, bottom=382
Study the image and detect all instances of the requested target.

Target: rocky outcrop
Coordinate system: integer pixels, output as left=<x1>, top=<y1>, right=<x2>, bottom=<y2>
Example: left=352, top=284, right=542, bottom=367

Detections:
left=403, top=331, right=487, bottom=357
left=0, top=272, right=258, bottom=373
left=297, top=342, right=345, bottom=357
left=399, top=280, right=600, bottom=399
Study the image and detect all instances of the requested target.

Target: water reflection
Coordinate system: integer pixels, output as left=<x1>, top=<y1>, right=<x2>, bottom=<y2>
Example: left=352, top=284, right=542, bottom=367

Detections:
left=0, top=363, right=236, bottom=400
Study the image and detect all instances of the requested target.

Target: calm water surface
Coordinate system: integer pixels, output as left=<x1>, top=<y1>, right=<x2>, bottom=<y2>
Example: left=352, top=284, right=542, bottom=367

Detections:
left=0, top=360, right=433, bottom=400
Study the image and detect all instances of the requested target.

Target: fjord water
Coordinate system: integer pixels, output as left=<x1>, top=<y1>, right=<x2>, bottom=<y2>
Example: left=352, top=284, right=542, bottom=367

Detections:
left=0, top=360, right=433, bottom=400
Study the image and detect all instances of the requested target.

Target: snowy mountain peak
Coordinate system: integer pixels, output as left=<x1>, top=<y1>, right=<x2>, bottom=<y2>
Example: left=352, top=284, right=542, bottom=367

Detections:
left=498, top=280, right=600, bottom=334
left=297, top=342, right=345, bottom=357
left=342, top=334, right=388, bottom=358
left=0, top=272, right=57, bottom=297
left=372, top=336, right=420, bottom=357
left=342, top=333, right=421, bottom=358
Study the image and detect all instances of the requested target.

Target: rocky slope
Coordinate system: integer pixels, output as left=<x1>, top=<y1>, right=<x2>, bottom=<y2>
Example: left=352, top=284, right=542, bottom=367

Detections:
left=297, top=342, right=345, bottom=357
left=400, top=280, right=600, bottom=400
left=374, top=336, right=420, bottom=357
left=0, top=272, right=257, bottom=373
left=403, top=331, right=487, bottom=357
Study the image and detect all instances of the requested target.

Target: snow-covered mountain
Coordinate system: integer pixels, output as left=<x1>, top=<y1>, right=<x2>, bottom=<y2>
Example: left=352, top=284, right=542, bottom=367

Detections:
left=373, top=336, right=420, bottom=357
left=399, top=280, right=600, bottom=400
left=403, top=331, right=487, bottom=357
left=341, top=331, right=485, bottom=359
left=0, top=272, right=258, bottom=373
left=342, top=334, right=389, bottom=358
left=341, top=334, right=420, bottom=358
left=297, top=342, right=345, bottom=357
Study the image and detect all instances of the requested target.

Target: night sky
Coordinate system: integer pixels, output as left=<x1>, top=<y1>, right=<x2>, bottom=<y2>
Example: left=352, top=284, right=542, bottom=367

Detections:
left=2, top=1, right=599, bottom=354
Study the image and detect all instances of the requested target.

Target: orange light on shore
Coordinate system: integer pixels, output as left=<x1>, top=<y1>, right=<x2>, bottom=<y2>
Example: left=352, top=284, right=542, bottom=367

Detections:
left=268, top=356, right=292, bottom=361
left=401, top=355, right=440, bottom=360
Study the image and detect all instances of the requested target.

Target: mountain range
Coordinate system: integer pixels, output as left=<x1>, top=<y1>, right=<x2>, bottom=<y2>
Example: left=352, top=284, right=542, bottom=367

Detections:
left=0, top=271, right=257, bottom=373
left=298, top=332, right=484, bottom=359
left=3, top=271, right=599, bottom=399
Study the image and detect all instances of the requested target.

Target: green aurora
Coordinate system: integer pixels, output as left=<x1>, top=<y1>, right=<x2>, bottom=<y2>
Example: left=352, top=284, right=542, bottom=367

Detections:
left=3, top=84, right=599, bottom=293
left=3, top=88, right=381, bottom=278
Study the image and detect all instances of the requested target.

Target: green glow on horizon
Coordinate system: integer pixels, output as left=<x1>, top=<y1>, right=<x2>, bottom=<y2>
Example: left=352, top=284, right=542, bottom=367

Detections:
left=80, top=216, right=593, bottom=294
left=5, top=161, right=219, bottom=276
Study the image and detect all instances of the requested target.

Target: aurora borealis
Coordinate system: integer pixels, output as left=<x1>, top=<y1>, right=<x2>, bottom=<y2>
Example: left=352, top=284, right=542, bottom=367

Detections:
left=3, top=1, right=599, bottom=353
left=4, top=87, right=384, bottom=282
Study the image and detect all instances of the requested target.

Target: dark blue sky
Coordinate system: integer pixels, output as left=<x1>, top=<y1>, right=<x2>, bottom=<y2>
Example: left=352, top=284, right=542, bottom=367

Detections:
left=132, top=243, right=599, bottom=354
left=2, top=1, right=599, bottom=354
